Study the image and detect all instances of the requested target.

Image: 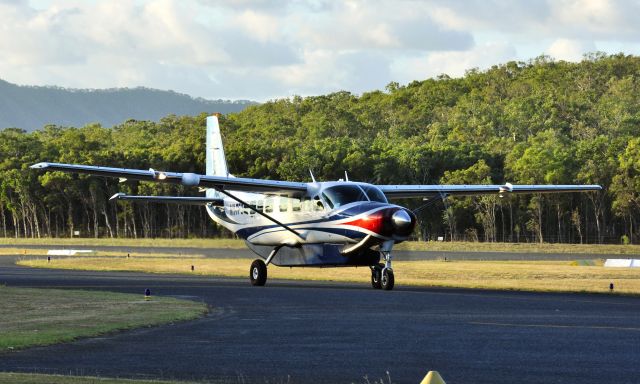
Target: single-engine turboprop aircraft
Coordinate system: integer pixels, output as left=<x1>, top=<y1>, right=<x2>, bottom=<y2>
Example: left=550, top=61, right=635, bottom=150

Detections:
left=31, top=115, right=602, bottom=290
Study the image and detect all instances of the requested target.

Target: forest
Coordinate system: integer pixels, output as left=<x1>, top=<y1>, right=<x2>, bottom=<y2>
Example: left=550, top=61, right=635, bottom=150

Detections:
left=1, top=53, right=639, bottom=244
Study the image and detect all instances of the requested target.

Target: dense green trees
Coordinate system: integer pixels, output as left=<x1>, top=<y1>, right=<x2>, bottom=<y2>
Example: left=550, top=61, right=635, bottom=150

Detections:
left=1, top=53, right=639, bottom=243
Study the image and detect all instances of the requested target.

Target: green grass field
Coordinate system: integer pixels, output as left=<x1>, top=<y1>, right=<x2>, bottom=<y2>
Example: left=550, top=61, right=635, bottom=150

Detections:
left=2, top=237, right=640, bottom=254
left=0, top=286, right=207, bottom=350
left=0, top=373, right=200, bottom=384
left=8, top=237, right=640, bottom=296
left=17, top=257, right=640, bottom=295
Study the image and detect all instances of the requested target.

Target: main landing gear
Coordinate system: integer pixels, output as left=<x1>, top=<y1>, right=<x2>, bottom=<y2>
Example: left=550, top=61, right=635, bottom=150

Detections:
left=249, top=246, right=280, bottom=286
left=250, top=259, right=267, bottom=286
left=370, top=250, right=394, bottom=290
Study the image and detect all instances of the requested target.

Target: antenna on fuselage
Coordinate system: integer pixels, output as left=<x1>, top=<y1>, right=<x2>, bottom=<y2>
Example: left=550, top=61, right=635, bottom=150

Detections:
left=309, top=169, right=316, bottom=183
left=344, top=171, right=349, bottom=181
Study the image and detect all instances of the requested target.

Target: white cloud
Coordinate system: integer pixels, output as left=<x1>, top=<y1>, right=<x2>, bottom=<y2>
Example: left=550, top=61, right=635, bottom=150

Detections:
left=550, top=0, right=639, bottom=39
left=0, top=0, right=639, bottom=101
left=391, top=42, right=517, bottom=83
left=547, top=38, right=596, bottom=61
left=234, top=10, right=281, bottom=42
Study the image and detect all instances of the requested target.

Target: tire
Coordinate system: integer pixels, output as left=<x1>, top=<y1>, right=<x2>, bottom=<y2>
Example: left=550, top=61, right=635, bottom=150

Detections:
left=381, top=269, right=394, bottom=291
left=371, top=264, right=382, bottom=289
left=250, top=259, right=267, bottom=286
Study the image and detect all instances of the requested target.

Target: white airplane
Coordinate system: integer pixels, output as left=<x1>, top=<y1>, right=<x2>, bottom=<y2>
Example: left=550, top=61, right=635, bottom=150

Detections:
left=31, top=115, right=601, bottom=290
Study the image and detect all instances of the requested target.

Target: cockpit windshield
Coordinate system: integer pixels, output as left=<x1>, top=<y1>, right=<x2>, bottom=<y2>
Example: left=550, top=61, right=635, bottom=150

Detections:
left=321, top=185, right=368, bottom=209
left=361, top=185, right=388, bottom=203
left=320, top=184, right=388, bottom=209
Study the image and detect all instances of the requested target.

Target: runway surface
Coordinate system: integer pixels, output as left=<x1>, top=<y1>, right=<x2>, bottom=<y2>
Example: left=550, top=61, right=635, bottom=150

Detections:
left=1, top=254, right=640, bottom=384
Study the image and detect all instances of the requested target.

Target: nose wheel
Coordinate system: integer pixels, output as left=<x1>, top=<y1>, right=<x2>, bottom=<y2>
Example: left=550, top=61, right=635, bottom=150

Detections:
left=381, top=268, right=394, bottom=290
left=371, top=248, right=395, bottom=290
left=250, top=259, right=267, bottom=286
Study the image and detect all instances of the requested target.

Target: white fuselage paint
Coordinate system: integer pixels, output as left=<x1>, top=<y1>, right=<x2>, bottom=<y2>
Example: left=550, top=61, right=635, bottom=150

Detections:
left=204, top=182, right=402, bottom=247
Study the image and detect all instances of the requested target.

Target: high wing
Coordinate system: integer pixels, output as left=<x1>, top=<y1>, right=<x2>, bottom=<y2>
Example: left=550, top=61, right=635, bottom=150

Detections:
left=379, top=183, right=602, bottom=199
left=109, top=193, right=224, bottom=205
left=31, top=162, right=308, bottom=195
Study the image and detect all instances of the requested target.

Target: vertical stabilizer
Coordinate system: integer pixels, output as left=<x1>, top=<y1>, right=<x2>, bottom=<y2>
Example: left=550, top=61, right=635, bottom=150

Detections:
left=206, top=115, right=229, bottom=198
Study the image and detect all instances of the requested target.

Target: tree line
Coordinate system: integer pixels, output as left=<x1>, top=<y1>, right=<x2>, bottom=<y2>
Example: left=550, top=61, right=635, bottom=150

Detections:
left=1, top=53, right=640, bottom=243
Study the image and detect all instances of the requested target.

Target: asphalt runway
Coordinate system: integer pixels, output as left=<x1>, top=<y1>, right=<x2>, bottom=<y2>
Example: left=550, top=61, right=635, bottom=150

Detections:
left=1, top=255, right=640, bottom=384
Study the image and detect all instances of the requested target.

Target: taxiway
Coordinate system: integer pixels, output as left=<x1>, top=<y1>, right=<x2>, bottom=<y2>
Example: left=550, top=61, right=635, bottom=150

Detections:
left=1, top=253, right=639, bottom=383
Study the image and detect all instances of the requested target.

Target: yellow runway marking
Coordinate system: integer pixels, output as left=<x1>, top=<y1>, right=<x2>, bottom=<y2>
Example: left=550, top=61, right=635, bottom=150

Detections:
left=469, top=321, right=640, bottom=332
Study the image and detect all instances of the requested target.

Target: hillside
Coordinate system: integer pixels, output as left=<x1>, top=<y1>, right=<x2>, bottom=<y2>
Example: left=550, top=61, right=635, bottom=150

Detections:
left=0, top=79, right=255, bottom=131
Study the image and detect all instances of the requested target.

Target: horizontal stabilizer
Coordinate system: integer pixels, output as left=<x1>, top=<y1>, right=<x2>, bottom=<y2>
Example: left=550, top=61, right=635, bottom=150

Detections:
left=109, top=193, right=223, bottom=206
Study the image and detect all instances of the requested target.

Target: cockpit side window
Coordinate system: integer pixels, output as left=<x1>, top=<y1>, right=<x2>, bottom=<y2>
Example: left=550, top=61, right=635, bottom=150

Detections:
left=361, top=185, right=388, bottom=203
left=320, top=193, right=333, bottom=209
left=321, top=185, right=369, bottom=209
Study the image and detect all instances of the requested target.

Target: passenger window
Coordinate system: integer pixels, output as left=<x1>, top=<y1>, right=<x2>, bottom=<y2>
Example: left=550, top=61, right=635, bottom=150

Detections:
left=279, top=196, right=288, bottom=213
left=264, top=197, right=274, bottom=213
left=301, top=198, right=313, bottom=212
left=292, top=198, right=301, bottom=212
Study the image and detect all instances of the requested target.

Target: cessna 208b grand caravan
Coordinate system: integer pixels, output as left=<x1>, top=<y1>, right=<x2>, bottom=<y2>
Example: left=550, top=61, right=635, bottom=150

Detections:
left=31, top=115, right=601, bottom=290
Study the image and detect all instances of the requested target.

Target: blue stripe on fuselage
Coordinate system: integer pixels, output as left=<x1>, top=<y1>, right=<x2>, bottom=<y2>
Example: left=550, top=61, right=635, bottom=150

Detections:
left=234, top=202, right=394, bottom=240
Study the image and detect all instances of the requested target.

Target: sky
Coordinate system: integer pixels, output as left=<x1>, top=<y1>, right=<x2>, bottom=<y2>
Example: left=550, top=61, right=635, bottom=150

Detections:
left=1, top=0, right=640, bottom=101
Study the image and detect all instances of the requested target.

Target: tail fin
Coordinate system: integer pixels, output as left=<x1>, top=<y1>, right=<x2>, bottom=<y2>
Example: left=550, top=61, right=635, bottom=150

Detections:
left=206, top=114, right=229, bottom=177
left=206, top=114, right=229, bottom=198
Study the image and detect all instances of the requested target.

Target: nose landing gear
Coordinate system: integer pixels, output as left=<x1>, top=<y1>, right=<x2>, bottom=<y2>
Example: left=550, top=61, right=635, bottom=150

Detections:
left=381, top=267, right=394, bottom=290
left=380, top=250, right=394, bottom=290
left=371, top=244, right=395, bottom=290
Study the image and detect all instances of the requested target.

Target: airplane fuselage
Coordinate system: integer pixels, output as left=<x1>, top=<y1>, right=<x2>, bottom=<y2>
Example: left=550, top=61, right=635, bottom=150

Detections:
left=206, top=180, right=416, bottom=267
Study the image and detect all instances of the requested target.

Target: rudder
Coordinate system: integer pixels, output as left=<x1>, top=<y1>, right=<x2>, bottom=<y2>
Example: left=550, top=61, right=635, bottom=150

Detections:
left=206, top=115, right=229, bottom=198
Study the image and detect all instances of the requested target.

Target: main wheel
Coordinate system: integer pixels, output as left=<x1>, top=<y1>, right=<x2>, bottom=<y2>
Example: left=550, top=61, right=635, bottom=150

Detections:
left=250, top=259, right=267, bottom=286
left=371, top=264, right=383, bottom=289
left=381, top=269, right=394, bottom=291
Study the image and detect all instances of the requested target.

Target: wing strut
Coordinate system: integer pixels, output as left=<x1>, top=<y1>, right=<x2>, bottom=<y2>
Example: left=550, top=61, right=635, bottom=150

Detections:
left=218, top=190, right=306, bottom=241
left=265, top=245, right=283, bottom=266
left=412, top=192, right=449, bottom=215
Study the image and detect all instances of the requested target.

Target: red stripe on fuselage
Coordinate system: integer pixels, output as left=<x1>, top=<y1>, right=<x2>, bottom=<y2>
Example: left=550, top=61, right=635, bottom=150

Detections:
left=339, top=212, right=385, bottom=234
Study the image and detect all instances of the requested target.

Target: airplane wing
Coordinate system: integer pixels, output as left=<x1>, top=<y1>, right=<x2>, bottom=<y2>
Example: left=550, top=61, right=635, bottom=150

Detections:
left=109, top=193, right=224, bottom=205
left=31, top=162, right=308, bottom=195
left=379, top=183, right=602, bottom=199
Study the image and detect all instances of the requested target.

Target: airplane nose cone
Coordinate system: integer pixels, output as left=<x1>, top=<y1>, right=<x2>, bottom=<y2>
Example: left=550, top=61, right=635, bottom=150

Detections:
left=391, top=209, right=412, bottom=231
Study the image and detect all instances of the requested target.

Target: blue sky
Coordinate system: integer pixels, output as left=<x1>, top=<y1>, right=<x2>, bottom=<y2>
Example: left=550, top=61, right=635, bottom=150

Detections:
left=2, top=0, right=640, bottom=100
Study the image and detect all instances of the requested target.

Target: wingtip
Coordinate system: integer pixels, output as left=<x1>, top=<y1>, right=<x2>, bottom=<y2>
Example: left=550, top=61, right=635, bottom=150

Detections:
left=30, top=162, right=49, bottom=169
left=109, top=192, right=125, bottom=201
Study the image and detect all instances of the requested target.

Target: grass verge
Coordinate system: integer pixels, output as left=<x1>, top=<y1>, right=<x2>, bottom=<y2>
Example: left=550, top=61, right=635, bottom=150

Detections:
left=2, top=237, right=640, bottom=254
left=0, top=373, right=199, bottom=384
left=17, top=257, right=640, bottom=295
left=393, top=241, right=640, bottom=254
left=0, top=286, right=207, bottom=351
